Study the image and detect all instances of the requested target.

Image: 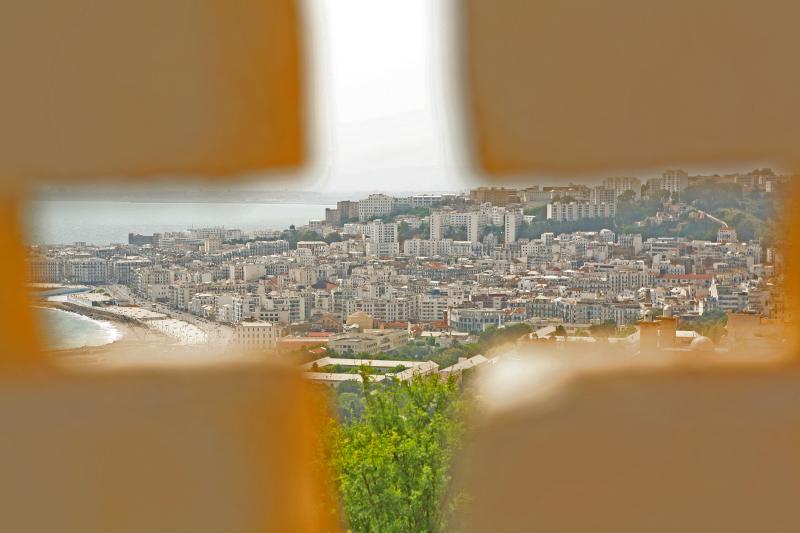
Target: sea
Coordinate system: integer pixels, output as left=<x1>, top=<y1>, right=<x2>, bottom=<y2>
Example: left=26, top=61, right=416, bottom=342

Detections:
left=27, top=200, right=335, bottom=245
left=38, top=307, right=122, bottom=351
left=28, top=199, right=335, bottom=348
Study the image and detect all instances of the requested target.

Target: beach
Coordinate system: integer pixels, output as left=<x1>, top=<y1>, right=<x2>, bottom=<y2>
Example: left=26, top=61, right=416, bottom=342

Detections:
left=40, top=299, right=243, bottom=369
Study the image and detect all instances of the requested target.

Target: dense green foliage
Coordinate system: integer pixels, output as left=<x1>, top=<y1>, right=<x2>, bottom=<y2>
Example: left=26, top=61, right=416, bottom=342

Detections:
left=681, top=310, right=728, bottom=342
left=366, top=205, right=436, bottom=223
left=682, top=183, right=742, bottom=212
left=398, top=221, right=430, bottom=242
left=477, top=322, right=532, bottom=347
left=614, top=183, right=780, bottom=243
left=480, top=224, right=504, bottom=240
left=682, top=184, right=779, bottom=243
left=327, top=373, right=466, bottom=532
left=523, top=205, right=547, bottom=218
left=443, top=226, right=468, bottom=241
left=330, top=339, right=480, bottom=370
left=588, top=320, right=617, bottom=338
left=324, top=232, right=343, bottom=244
left=615, top=191, right=668, bottom=227
left=619, top=216, right=719, bottom=241
left=277, top=228, right=324, bottom=248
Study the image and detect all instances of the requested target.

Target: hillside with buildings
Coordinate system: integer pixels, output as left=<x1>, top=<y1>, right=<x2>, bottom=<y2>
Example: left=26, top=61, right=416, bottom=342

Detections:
left=29, top=168, right=788, bottom=379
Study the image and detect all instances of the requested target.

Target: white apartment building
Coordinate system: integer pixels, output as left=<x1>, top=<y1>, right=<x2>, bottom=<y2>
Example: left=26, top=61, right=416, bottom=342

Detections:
left=607, top=269, right=656, bottom=293
left=602, top=177, right=641, bottom=199
left=188, top=227, right=227, bottom=240
left=448, top=307, right=523, bottom=333
left=466, top=211, right=481, bottom=243
left=245, top=239, right=290, bottom=256
left=229, top=262, right=267, bottom=282
left=366, top=242, right=400, bottom=257
left=430, top=212, right=444, bottom=240
left=661, top=169, right=689, bottom=195
left=412, top=294, right=449, bottom=322
left=168, top=284, right=196, bottom=311
left=343, top=297, right=409, bottom=322
left=296, top=241, right=329, bottom=256
left=430, top=211, right=482, bottom=243
left=261, top=294, right=306, bottom=324
left=203, top=236, right=222, bottom=254
left=231, top=293, right=262, bottom=323
left=28, top=257, right=63, bottom=283
left=233, top=321, right=281, bottom=351
left=365, top=220, right=397, bottom=243
left=590, top=186, right=616, bottom=204
left=450, top=240, right=484, bottom=257
left=329, top=329, right=408, bottom=355
left=709, top=281, right=749, bottom=312
left=547, top=202, right=616, bottom=222
left=396, top=194, right=442, bottom=208
left=111, top=258, right=152, bottom=284
left=504, top=211, right=521, bottom=244
left=647, top=238, right=680, bottom=257
left=135, top=268, right=173, bottom=300
left=717, top=226, right=738, bottom=243
left=365, top=220, right=399, bottom=257
left=617, top=233, right=643, bottom=253
left=358, top=194, right=395, bottom=221
left=188, top=293, right=216, bottom=317
left=289, top=266, right=319, bottom=286
left=67, top=257, right=109, bottom=284
left=403, top=239, right=453, bottom=257
left=599, top=229, right=616, bottom=243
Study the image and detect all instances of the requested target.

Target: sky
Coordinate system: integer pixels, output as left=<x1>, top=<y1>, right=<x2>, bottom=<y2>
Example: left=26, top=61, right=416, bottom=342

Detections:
left=305, top=0, right=464, bottom=192
left=54, top=0, right=784, bottom=196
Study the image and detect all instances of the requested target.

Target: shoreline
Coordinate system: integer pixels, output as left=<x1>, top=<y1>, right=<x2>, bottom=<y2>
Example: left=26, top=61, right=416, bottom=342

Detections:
left=37, top=306, right=123, bottom=349
left=42, top=303, right=242, bottom=369
left=40, top=301, right=176, bottom=353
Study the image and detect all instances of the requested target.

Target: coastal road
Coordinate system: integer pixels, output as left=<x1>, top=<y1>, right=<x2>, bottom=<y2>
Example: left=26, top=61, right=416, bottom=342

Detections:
left=106, top=284, right=233, bottom=346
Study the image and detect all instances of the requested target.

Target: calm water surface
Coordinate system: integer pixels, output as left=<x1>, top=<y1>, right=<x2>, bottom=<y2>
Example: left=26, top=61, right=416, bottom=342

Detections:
left=28, top=200, right=334, bottom=245
left=38, top=307, right=121, bottom=351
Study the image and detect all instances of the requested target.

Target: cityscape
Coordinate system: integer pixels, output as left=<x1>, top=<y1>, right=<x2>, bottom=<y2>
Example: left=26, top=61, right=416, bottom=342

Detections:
left=30, top=167, right=787, bottom=379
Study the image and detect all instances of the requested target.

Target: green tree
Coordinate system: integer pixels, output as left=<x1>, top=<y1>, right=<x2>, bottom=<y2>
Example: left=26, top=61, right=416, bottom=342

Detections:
left=324, top=232, right=343, bottom=244
left=588, top=320, right=617, bottom=338
left=523, top=205, right=547, bottom=218
left=682, top=310, right=728, bottom=342
left=478, top=323, right=532, bottom=348
left=443, top=226, right=468, bottom=241
left=279, top=228, right=324, bottom=249
left=327, top=372, right=466, bottom=533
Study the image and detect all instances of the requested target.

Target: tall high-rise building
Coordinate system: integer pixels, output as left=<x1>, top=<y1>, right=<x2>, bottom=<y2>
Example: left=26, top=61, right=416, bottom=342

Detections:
left=365, top=220, right=399, bottom=257
left=661, top=169, right=689, bottom=195
left=467, top=212, right=481, bottom=243
left=590, top=186, right=616, bottom=204
left=358, top=194, right=395, bottom=221
left=602, top=177, right=641, bottom=199
left=430, top=212, right=444, bottom=240
left=504, top=212, right=521, bottom=244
